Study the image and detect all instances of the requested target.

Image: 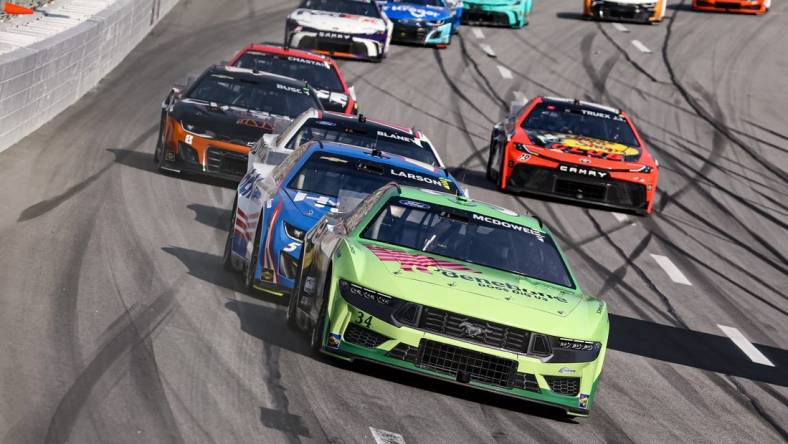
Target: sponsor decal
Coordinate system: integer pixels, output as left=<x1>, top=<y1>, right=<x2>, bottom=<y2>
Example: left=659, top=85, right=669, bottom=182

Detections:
left=377, top=130, right=414, bottom=143
left=579, top=393, right=590, bottom=409
left=398, top=199, right=431, bottom=210
left=389, top=169, right=451, bottom=190
left=276, top=83, right=308, bottom=95
left=388, top=4, right=441, bottom=18
left=560, top=136, right=639, bottom=157
left=286, top=56, right=331, bottom=69
left=317, top=31, right=352, bottom=40
left=366, top=245, right=479, bottom=274
left=470, top=214, right=545, bottom=242
left=327, top=332, right=342, bottom=349
left=580, top=109, right=626, bottom=122
left=438, top=269, right=569, bottom=304
left=558, top=164, right=608, bottom=179
left=236, top=118, right=274, bottom=131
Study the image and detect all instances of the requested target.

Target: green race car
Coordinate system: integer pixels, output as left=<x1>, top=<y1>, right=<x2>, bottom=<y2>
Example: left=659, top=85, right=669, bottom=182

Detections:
left=286, top=184, right=609, bottom=416
left=461, top=0, right=533, bottom=28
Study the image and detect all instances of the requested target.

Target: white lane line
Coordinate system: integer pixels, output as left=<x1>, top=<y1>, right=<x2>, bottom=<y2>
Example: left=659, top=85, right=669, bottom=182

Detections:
left=631, top=39, right=652, bottom=53
left=612, top=23, right=629, bottom=33
left=370, top=427, right=406, bottom=444
left=496, top=64, right=513, bottom=79
left=472, top=28, right=485, bottom=39
left=612, top=212, right=629, bottom=223
left=510, top=91, right=528, bottom=114
left=650, top=254, right=692, bottom=286
left=479, top=43, right=496, bottom=57
left=718, top=325, right=775, bottom=367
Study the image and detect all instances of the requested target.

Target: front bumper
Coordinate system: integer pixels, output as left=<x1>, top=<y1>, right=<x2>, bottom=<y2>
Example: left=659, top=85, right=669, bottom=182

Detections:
left=588, top=1, right=659, bottom=23
left=461, top=1, right=524, bottom=27
left=504, top=162, right=654, bottom=214
left=391, top=21, right=452, bottom=45
left=692, top=0, right=766, bottom=14
left=161, top=138, right=249, bottom=182
left=287, top=27, right=386, bottom=60
left=321, top=289, right=604, bottom=415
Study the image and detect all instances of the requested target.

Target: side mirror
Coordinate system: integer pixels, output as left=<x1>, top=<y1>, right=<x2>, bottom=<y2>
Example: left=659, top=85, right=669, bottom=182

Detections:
left=262, top=133, right=278, bottom=148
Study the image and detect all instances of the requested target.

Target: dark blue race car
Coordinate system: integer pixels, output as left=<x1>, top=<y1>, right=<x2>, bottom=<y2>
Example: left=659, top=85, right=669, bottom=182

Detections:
left=381, top=0, right=456, bottom=46
left=223, top=140, right=463, bottom=297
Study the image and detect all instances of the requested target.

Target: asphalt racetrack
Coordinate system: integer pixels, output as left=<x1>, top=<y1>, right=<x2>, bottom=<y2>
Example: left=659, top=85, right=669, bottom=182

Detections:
left=0, top=0, right=786, bottom=442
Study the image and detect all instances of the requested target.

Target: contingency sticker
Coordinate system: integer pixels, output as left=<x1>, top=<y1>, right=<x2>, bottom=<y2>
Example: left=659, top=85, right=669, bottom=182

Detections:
left=579, top=393, right=590, bottom=409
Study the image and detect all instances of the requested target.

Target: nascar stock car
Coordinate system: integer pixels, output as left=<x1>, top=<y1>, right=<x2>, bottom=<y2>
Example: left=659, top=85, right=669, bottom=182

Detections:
left=462, top=0, right=531, bottom=28
left=583, top=0, right=666, bottom=23
left=285, top=0, right=393, bottom=62
left=445, top=0, right=464, bottom=32
left=155, top=65, right=322, bottom=181
left=229, top=44, right=358, bottom=114
left=486, top=96, right=659, bottom=215
left=380, top=0, right=456, bottom=47
left=248, top=109, right=445, bottom=170
left=692, top=0, right=770, bottom=14
left=223, top=140, right=462, bottom=297
left=286, top=185, right=609, bottom=416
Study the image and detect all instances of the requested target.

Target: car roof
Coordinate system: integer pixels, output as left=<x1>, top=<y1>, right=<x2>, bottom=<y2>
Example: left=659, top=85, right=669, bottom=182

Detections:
left=239, top=43, right=335, bottom=64
left=394, top=186, right=545, bottom=232
left=541, top=96, right=621, bottom=115
left=206, top=64, right=310, bottom=88
left=314, top=111, right=417, bottom=135
left=303, top=141, right=446, bottom=176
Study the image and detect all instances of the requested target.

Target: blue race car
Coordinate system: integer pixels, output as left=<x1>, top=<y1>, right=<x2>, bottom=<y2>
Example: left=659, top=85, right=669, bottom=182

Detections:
left=381, top=0, right=456, bottom=46
left=223, top=140, right=463, bottom=297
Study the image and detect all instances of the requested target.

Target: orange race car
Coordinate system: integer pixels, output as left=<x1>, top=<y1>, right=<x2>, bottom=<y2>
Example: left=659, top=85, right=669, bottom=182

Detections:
left=487, top=97, right=659, bottom=215
left=155, top=65, right=322, bottom=181
left=692, top=0, right=770, bottom=14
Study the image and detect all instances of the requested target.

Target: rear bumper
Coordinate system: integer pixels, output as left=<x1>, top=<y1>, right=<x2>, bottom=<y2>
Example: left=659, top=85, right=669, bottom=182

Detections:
left=504, top=163, right=653, bottom=214
left=287, top=28, right=385, bottom=60
left=391, top=22, right=452, bottom=45
left=320, top=293, right=604, bottom=415
left=587, top=1, right=660, bottom=23
left=692, top=0, right=766, bottom=13
left=461, top=2, right=523, bottom=27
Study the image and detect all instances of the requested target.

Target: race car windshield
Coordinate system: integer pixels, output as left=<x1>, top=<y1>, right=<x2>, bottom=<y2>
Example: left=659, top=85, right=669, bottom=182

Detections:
left=288, top=153, right=457, bottom=199
left=233, top=52, right=344, bottom=92
left=302, top=0, right=380, bottom=17
left=389, top=0, right=445, bottom=6
left=522, top=103, right=640, bottom=147
left=285, top=120, right=439, bottom=166
left=187, top=74, right=320, bottom=118
left=362, top=199, right=575, bottom=288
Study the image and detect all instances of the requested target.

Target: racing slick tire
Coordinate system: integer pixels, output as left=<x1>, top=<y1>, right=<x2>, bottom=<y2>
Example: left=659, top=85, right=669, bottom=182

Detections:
left=244, top=213, right=264, bottom=294
left=486, top=134, right=498, bottom=181
left=309, top=271, right=331, bottom=355
left=286, top=251, right=308, bottom=331
left=222, top=197, right=238, bottom=271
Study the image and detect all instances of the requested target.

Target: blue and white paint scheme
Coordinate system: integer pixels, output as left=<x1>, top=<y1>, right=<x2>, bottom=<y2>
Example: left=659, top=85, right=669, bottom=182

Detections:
left=381, top=0, right=455, bottom=46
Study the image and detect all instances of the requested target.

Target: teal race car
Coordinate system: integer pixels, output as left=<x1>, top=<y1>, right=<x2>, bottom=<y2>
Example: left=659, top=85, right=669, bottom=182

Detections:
left=462, top=0, right=532, bottom=28
left=287, top=184, right=609, bottom=416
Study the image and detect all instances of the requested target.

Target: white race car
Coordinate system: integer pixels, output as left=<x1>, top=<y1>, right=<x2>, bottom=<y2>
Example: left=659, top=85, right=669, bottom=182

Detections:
left=247, top=108, right=445, bottom=171
left=285, top=0, right=393, bottom=62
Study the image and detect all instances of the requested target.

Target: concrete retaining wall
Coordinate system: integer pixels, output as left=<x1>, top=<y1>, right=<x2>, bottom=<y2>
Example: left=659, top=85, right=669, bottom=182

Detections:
left=0, top=0, right=179, bottom=152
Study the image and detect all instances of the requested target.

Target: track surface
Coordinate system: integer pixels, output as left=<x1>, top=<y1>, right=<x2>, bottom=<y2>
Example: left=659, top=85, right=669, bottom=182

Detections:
left=1, top=1, right=786, bottom=442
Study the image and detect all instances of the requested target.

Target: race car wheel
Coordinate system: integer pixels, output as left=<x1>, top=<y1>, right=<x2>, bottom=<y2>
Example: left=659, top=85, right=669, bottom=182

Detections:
left=244, top=213, right=264, bottom=293
left=222, top=197, right=238, bottom=271
left=309, top=275, right=330, bottom=354
left=286, top=251, right=307, bottom=331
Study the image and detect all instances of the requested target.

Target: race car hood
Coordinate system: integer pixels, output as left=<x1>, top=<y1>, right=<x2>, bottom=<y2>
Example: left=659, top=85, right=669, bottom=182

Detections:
left=172, top=99, right=292, bottom=146
left=283, top=188, right=336, bottom=222
left=523, top=130, right=646, bottom=168
left=289, top=9, right=387, bottom=34
left=382, top=3, right=451, bottom=21
left=352, top=242, right=590, bottom=325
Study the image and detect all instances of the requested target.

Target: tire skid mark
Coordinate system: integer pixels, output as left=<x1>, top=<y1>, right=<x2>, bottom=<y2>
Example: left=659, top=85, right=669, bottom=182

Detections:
left=44, top=281, right=181, bottom=444
left=595, top=23, right=660, bottom=83
left=457, top=35, right=508, bottom=109
left=432, top=49, right=495, bottom=125
left=259, top=344, right=308, bottom=443
left=580, top=32, right=619, bottom=102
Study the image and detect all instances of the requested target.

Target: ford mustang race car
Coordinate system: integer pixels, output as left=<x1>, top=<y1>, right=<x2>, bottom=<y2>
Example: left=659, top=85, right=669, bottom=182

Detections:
left=583, top=0, right=666, bottom=23
left=286, top=185, right=609, bottom=416
left=462, top=0, right=531, bottom=28
left=381, top=0, right=455, bottom=47
left=285, top=0, right=393, bottom=62
left=230, top=44, right=358, bottom=114
left=487, top=96, right=659, bottom=215
left=223, top=140, right=462, bottom=297
left=249, top=109, right=445, bottom=170
left=155, top=65, right=322, bottom=181
left=692, top=0, right=770, bottom=14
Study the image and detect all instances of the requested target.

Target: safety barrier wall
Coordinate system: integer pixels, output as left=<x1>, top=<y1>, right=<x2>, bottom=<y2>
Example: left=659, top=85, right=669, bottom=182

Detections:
left=0, top=0, right=179, bottom=152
